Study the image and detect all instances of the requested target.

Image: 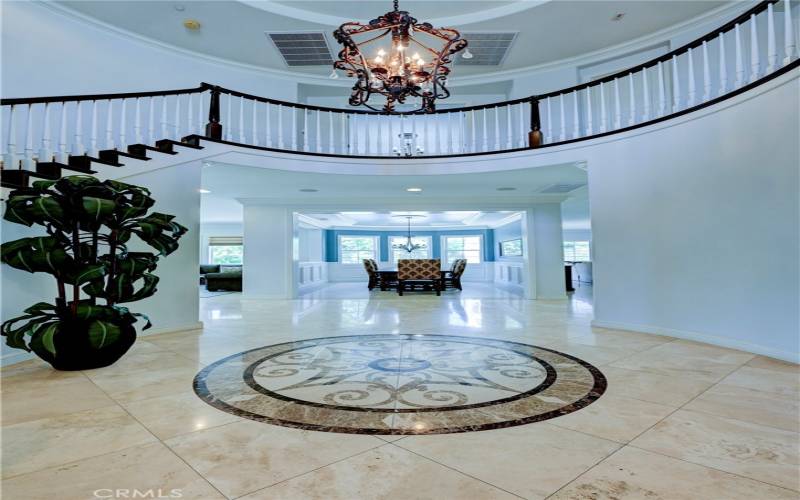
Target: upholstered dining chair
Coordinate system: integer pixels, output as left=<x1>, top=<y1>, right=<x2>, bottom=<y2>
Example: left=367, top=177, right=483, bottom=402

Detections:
left=397, top=259, right=442, bottom=296
left=362, top=258, right=380, bottom=290
left=443, top=259, right=467, bottom=291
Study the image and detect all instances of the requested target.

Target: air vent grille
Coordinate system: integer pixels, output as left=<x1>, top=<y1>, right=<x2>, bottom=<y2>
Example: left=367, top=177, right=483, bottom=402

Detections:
left=539, top=183, right=586, bottom=194
left=266, top=32, right=333, bottom=66
left=456, top=32, right=517, bottom=66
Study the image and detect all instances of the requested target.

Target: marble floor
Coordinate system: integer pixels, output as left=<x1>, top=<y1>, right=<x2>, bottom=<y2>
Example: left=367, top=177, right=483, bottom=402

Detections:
left=2, top=283, right=799, bottom=499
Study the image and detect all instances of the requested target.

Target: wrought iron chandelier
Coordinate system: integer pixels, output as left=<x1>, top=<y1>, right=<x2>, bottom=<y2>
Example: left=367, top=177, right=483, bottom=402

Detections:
left=333, top=0, right=467, bottom=113
left=392, top=215, right=428, bottom=253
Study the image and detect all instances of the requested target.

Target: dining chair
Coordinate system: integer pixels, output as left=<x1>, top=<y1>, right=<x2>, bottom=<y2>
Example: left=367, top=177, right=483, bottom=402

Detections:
left=397, top=259, right=442, bottom=296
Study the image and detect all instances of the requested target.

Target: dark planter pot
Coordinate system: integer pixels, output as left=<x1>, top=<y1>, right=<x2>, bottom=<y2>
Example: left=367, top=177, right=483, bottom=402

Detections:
left=32, top=321, right=137, bottom=371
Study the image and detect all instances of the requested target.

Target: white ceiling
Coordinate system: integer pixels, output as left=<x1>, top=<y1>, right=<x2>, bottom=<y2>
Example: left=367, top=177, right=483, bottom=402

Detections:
left=58, top=0, right=728, bottom=79
left=300, top=211, right=522, bottom=230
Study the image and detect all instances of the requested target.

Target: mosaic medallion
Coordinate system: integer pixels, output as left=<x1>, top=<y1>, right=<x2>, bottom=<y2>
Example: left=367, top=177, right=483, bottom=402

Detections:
left=193, top=334, right=606, bottom=435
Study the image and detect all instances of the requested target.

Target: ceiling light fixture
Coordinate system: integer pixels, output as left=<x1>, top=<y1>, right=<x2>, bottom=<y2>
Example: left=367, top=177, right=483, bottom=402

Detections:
left=406, top=187, right=423, bottom=192
left=183, top=19, right=201, bottom=30
left=391, top=215, right=428, bottom=253
left=611, top=13, right=625, bottom=22
left=496, top=187, right=516, bottom=191
left=198, top=189, right=211, bottom=194
left=332, top=0, right=467, bottom=113
left=461, top=48, right=474, bottom=60
left=299, top=188, right=319, bottom=192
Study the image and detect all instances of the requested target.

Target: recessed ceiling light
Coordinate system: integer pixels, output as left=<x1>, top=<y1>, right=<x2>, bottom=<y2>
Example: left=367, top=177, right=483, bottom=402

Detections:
left=198, top=189, right=211, bottom=194
left=496, top=187, right=516, bottom=191
left=406, top=187, right=423, bottom=192
left=299, top=188, right=319, bottom=192
left=183, top=19, right=201, bottom=30
left=173, top=4, right=186, bottom=12
left=317, top=217, right=329, bottom=221
left=611, top=13, right=625, bottom=21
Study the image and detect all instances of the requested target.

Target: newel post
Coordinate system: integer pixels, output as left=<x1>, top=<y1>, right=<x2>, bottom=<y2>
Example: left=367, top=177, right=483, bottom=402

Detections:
left=205, top=87, right=222, bottom=140
left=528, top=97, right=542, bottom=148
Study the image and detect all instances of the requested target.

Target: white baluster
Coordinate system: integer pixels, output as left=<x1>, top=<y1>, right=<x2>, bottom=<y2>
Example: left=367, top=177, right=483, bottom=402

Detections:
left=735, top=23, right=745, bottom=88
left=278, top=104, right=285, bottom=149
left=613, top=79, right=621, bottom=129
left=493, top=108, right=500, bottom=151
left=266, top=103, right=273, bottom=148
left=719, top=32, right=729, bottom=96
left=364, top=113, right=370, bottom=154
left=24, top=104, right=34, bottom=168
left=90, top=100, right=98, bottom=156
left=481, top=108, right=488, bottom=152
left=105, top=100, right=115, bottom=150
left=412, top=115, right=418, bottom=155
left=135, top=98, right=143, bottom=144
left=340, top=113, right=346, bottom=154
left=5, top=104, right=17, bottom=167
left=161, top=95, right=169, bottom=140
left=316, top=111, right=322, bottom=153
left=447, top=112, right=454, bottom=154
left=642, top=66, right=651, bottom=121
left=291, top=107, right=298, bottom=150
left=572, top=91, right=580, bottom=138
left=186, top=95, right=193, bottom=137
left=238, top=97, right=245, bottom=143
left=225, top=94, right=232, bottom=141
left=58, top=102, right=68, bottom=163
left=750, top=14, right=760, bottom=82
left=598, top=83, right=607, bottom=132
left=518, top=103, right=525, bottom=147
left=785, top=0, right=797, bottom=65
left=627, top=74, right=636, bottom=126
left=173, top=94, right=180, bottom=140
left=671, top=56, right=681, bottom=111
left=585, top=87, right=593, bottom=135
left=376, top=113, right=383, bottom=154
left=303, top=109, right=310, bottom=152
left=148, top=97, right=155, bottom=143
left=351, top=114, right=358, bottom=154
left=506, top=105, right=514, bottom=149
left=120, top=98, right=128, bottom=149
left=559, top=95, right=567, bottom=141
left=75, top=101, right=85, bottom=155
left=545, top=98, right=553, bottom=142
left=424, top=114, right=430, bottom=155
left=767, top=3, right=778, bottom=73
left=252, top=100, right=258, bottom=146
left=391, top=114, right=397, bottom=155
left=657, top=62, right=667, bottom=116
left=197, top=93, right=204, bottom=136
left=687, top=48, right=697, bottom=106
left=702, top=41, right=712, bottom=102
left=39, top=103, right=52, bottom=161
left=328, top=111, right=334, bottom=154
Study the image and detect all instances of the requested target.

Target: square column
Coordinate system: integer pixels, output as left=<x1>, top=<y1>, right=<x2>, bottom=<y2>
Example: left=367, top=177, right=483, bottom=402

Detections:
left=242, top=205, right=298, bottom=299
left=522, top=204, right=566, bottom=300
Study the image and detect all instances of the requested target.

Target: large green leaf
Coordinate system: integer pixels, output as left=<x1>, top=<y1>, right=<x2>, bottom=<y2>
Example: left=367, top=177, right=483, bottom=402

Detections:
left=87, top=320, right=121, bottom=349
left=120, top=273, right=159, bottom=303
left=1, top=236, right=71, bottom=276
left=30, top=197, right=66, bottom=227
left=81, top=197, right=116, bottom=224
left=62, top=263, right=107, bottom=286
left=29, top=322, right=58, bottom=355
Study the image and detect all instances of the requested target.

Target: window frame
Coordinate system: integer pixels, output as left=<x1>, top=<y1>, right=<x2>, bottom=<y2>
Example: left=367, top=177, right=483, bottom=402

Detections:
left=338, top=235, right=379, bottom=265
left=441, top=234, right=483, bottom=268
left=563, top=240, right=592, bottom=262
left=388, top=235, right=433, bottom=265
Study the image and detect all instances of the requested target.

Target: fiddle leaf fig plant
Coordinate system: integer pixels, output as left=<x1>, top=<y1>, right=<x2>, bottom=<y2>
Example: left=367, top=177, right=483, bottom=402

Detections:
left=1, top=175, right=187, bottom=369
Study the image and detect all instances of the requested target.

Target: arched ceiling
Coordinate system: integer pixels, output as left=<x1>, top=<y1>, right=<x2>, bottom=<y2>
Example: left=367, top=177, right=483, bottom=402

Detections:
left=58, top=0, right=730, bottom=81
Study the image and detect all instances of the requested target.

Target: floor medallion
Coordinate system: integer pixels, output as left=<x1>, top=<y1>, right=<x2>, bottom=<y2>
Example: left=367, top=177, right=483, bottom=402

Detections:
left=193, top=334, right=606, bottom=434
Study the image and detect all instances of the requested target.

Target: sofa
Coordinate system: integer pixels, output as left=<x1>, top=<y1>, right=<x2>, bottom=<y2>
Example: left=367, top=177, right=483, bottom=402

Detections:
left=201, top=265, right=242, bottom=292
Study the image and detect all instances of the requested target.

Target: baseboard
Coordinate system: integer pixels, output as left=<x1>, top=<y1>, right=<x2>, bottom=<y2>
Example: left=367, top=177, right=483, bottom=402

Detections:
left=140, top=321, right=204, bottom=337
left=591, top=319, right=799, bottom=364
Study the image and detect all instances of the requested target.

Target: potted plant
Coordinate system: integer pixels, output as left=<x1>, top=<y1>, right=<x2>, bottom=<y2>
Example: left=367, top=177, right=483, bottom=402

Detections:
left=1, top=175, right=187, bottom=370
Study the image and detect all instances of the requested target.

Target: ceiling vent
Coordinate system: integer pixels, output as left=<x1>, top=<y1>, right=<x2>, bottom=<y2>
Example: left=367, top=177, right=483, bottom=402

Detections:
left=456, top=32, right=518, bottom=66
left=266, top=32, right=334, bottom=66
left=539, top=183, right=586, bottom=194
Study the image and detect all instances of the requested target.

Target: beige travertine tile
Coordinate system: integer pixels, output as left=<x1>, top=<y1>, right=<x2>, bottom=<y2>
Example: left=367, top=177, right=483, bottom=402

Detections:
left=599, top=366, right=712, bottom=407
left=551, top=446, right=799, bottom=499
left=544, top=341, right=639, bottom=366
left=746, top=356, right=800, bottom=374
left=164, top=419, right=384, bottom=498
left=121, top=391, right=242, bottom=439
left=1, top=377, right=115, bottom=426
left=720, top=365, right=800, bottom=397
left=2, top=405, right=157, bottom=479
left=239, top=444, right=518, bottom=500
left=397, top=423, right=620, bottom=499
left=83, top=363, right=200, bottom=404
left=1, top=442, right=225, bottom=500
left=631, top=409, right=800, bottom=491
left=685, top=383, right=800, bottom=432
left=548, top=394, right=675, bottom=443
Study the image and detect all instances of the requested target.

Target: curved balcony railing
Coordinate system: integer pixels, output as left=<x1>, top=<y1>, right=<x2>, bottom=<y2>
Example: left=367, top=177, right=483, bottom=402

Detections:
left=1, top=0, right=798, bottom=172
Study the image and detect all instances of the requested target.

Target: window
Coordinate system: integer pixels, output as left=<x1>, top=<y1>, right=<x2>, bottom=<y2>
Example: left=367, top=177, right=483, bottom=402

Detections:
left=563, top=241, right=591, bottom=262
left=208, top=236, right=243, bottom=265
left=339, top=236, right=378, bottom=264
left=389, top=236, right=431, bottom=263
left=444, top=235, right=482, bottom=266
left=499, top=239, right=523, bottom=257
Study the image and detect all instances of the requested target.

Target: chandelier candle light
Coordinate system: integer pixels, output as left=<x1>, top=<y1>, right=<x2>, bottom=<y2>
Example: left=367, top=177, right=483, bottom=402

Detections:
left=392, top=215, right=428, bottom=253
left=333, top=0, right=468, bottom=113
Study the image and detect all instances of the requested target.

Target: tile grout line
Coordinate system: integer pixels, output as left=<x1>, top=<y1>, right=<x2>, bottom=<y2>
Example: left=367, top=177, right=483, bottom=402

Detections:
left=388, top=440, right=527, bottom=499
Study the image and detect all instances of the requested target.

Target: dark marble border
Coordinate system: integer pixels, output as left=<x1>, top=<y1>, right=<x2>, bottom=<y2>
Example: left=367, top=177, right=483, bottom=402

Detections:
left=193, top=334, right=607, bottom=435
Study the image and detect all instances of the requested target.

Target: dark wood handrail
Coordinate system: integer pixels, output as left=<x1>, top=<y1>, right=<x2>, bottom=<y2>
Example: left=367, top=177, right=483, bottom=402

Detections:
left=0, top=84, right=209, bottom=106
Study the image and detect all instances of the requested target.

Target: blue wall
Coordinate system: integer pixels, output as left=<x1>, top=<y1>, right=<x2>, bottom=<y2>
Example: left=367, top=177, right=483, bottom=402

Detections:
left=325, top=229, right=494, bottom=262
left=493, top=219, right=524, bottom=262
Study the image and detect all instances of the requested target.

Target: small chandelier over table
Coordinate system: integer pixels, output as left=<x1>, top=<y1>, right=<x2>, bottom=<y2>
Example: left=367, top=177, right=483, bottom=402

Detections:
left=333, top=0, right=467, bottom=113
left=392, top=215, right=428, bottom=253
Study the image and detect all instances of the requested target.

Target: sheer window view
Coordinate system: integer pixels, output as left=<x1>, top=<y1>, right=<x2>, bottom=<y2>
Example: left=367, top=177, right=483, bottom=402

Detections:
left=209, top=245, right=243, bottom=265
left=390, top=236, right=431, bottom=263
left=500, top=239, right=523, bottom=256
left=445, top=236, right=482, bottom=265
left=563, top=241, right=591, bottom=262
left=340, top=236, right=378, bottom=264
